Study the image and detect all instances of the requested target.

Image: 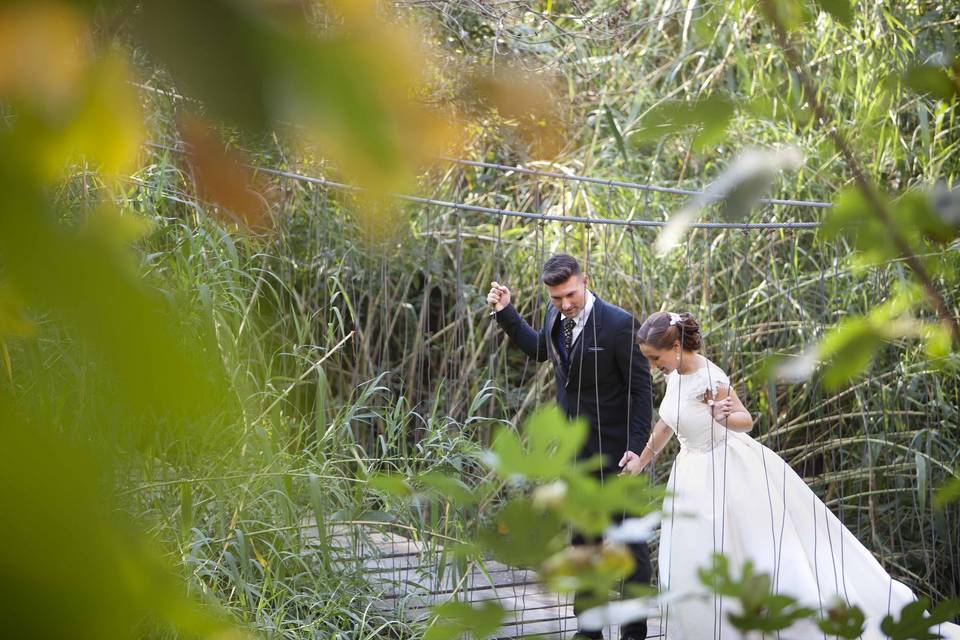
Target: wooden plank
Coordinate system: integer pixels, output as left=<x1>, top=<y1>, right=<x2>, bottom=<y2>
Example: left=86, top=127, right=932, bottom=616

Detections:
left=302, top=519, right=663, bottom=639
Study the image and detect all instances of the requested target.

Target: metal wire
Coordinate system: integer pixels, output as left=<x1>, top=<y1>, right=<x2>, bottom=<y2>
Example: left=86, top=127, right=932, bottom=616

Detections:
left=146, top=143, right=825, bottom=230
left=440, top=155, right=832, bottom=208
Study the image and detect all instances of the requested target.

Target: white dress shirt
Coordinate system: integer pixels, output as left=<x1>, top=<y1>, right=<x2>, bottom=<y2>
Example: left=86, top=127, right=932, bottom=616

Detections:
left=566, top=290, right=596, bottom=346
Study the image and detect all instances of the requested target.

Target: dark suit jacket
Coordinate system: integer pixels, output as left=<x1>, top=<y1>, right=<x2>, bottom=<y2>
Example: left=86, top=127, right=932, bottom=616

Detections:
left=495, top=295, right=652, bottom=474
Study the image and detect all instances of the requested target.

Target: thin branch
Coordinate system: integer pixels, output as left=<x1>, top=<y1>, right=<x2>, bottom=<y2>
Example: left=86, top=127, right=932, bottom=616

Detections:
left=760, top=0, right=960, bottom=346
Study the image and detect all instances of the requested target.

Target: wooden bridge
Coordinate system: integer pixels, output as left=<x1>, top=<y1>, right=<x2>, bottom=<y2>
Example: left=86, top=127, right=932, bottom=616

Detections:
left=304, top=521, right=664, bottom=638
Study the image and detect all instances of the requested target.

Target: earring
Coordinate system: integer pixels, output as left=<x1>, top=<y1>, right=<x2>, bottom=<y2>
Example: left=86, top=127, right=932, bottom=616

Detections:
left=675, top=351, right=681, bottom=361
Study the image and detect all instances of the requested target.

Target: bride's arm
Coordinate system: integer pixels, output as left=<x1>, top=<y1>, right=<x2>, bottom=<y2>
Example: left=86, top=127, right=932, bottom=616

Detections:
left=621, top=419, right=673, bottom=474
left=708, top=384, right=753, bottom=432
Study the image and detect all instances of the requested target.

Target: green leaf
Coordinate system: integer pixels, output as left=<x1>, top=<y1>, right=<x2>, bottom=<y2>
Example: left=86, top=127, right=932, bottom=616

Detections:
left=368, top=473, right=413, bottom=497
left=895, top=189, right=957, bottom=246
left=179, top=481, right=194, bottom=541
left=0, top=394, right=239, bottom=639
left=603, top=104, right=630, bottom=166
left=815, top=284, right=925, bottom=388
left=881, top=597, right=960, bottom=640
left=0, top=280, right=34, bottom=339
left=630, top=94, right=734, bottom=152
left=477, top=498, right=566, bottom=567
left=425, top=600, right=507, bottom=640
left=821, top=187, right=892, bottom=263
left=818, top=600, right=866, bottom=638
left=541, top=543, right=636, bottom=597
left=904, top=63, right=960, bottom=102
left=489, top=405, right=587, bottom=480
left=558, top=474, right=664, bottom=536
left=814, top=0, right=853, bottom=25
left=935, top=473, right=960, bottom=509
left=923, top=322, right=953, bottom=360
left=0, top=164, right=225, bottom=421
left=418, top=471, right=477, bottom=506
left=699, top=553, right=815, bottom=634
left=756, top=0, right=812, bottom=32
left=817, top=318, right=884, bottom=389
left=821, top=187, right=951, bottom=269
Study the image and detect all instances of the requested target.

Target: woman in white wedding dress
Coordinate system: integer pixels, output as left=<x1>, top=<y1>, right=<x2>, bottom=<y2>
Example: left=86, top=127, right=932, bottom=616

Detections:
left=619, top=311, right=960, bottom=640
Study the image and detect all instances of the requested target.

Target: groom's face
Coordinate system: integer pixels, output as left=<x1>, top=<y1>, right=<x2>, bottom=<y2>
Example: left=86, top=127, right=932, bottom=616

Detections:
left=546, top=274, right=588, bottom=318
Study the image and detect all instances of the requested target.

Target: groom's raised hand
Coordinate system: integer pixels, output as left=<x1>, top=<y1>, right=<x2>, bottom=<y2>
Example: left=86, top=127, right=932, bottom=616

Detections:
left=487, top=282, right=511, bottom=312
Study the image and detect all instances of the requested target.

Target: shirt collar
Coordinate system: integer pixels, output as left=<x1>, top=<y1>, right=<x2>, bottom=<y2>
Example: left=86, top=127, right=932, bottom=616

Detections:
left=569, top=290, right=595, bottom=326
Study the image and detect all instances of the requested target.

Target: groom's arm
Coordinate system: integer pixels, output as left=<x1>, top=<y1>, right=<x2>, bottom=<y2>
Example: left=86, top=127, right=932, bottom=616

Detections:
left=615, top=318, right=652, bottom=454
left=495, top=303, right=549, bottom=362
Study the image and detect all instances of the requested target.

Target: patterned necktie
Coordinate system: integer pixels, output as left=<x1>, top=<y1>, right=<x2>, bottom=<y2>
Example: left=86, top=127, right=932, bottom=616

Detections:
left=562, top=317, right=575, bottom=354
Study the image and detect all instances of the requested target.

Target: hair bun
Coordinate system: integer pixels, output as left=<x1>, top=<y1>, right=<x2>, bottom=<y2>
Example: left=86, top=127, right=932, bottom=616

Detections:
left=676, top=313, right=702, bottom=351
left=635, top=310, right=703, bottom=352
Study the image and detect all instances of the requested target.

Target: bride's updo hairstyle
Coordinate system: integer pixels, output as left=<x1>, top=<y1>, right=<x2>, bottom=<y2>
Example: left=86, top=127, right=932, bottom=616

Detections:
left=635, top=311, right=702, bottom=351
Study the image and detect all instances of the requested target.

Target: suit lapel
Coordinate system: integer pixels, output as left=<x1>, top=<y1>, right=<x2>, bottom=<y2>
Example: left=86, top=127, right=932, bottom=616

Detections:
left=566, top=296, right=604, bottom=389
left=544, top=305, right=561, bottom=369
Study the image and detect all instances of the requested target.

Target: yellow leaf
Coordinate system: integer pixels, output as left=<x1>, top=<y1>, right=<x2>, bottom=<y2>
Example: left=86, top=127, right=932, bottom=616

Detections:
left=0, top=2, right=88, bottom=111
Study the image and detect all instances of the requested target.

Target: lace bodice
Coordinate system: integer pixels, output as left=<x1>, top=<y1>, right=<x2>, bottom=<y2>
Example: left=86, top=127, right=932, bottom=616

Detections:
left=658, top=358, right=731, bottom=453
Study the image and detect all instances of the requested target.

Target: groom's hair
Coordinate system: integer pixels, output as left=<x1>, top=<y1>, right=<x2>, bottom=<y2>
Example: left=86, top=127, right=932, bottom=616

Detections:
left=541, top=253, right=581, bottom=286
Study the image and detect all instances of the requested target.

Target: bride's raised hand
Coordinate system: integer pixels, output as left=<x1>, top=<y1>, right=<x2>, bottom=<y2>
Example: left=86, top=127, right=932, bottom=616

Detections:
left=619, top=450, right=643, bottom=475
left=708, top=397, right=733, bottom=422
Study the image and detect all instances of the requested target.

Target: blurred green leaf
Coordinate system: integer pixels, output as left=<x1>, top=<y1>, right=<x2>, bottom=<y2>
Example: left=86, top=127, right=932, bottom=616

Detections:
left=904, top=62, right=960, bottom=102
left=559, top=474, right=664, bottom=536
left=541, top=543, right=635, bottom=599
left=135, top=0, right=272, bottom=132
left=424, top=600, right=506, bottom=640
left=0, top=280, right=35, bottom=339
left=818, top=599, right=866, bottom=638
left=814, top=0, right=853, bottom=25
left=922, top=322, right=953, bottom=360
left=368, top=473, right=413, bottom=497
left=489, top=405, right=587, bottom=480
left=756, top=0, right=811, bottom=31
left=821, top=187, right=892, bottom=262
left=881, top=597, right=960, bottom=640
left=0, top=392, right=244, bottom=639
left=630, top=94, right=734, bottom=152
left=935, top=473, right=960, bottom=509
left=818, top=318, right=884, bottom=388
left=895, top=189, right=957, bottom=246
left=817, top=285, right=923, bottom=388
left=0, top=164, right=224, bottom=420
left=699, top=553, right=815, bottom=633
left=821, top=187, right=953, bottom=269
left=477, top=498, right=566, bottom=567
left=418, top=471, right=477, bottom=507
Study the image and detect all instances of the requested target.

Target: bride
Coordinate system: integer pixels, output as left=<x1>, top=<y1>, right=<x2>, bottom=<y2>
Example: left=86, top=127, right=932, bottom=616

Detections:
left=618, top=311, right=960, bottom=639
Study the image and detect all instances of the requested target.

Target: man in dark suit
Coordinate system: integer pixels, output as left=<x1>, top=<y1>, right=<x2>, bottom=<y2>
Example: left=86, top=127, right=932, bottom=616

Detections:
left=486, top=253, right=653, bottom=640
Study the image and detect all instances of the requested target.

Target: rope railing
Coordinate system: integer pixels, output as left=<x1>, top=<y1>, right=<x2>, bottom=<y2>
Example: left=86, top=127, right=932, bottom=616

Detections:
left=134, top=83, right=831, bottom=209
left=439, top=156, right=832, bottom=209
left=146, top=142, right=823, bottom=230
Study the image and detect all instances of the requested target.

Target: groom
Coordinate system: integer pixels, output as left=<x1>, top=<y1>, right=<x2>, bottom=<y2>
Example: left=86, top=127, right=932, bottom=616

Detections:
left=486, top=253, right=653, bottom=640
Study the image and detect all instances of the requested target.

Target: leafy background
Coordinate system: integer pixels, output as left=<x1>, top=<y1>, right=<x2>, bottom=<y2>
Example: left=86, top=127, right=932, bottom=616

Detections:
left=0, top=0, right=958, bottom=637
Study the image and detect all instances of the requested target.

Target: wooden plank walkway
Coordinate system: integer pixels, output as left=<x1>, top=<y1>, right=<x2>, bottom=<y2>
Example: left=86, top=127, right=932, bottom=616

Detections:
left=302, top=521, right=663, bottom=639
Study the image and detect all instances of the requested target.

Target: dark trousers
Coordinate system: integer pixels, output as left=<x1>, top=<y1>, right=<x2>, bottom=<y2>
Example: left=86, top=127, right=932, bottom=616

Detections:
left=572, top=511, right=652, bottom=639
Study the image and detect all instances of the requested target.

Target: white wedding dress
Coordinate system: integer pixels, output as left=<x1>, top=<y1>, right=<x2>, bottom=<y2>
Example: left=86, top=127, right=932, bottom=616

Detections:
left=656, top=358, right=960, bottom=639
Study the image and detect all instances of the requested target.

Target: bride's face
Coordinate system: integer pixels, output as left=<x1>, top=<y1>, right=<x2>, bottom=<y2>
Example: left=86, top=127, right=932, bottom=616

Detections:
left=640, top=343, right=680, bottom=375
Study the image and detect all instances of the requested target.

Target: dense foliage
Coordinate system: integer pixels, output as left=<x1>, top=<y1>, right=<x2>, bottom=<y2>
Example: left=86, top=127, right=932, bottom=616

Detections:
left=1, top=0, right=958, bottom=638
